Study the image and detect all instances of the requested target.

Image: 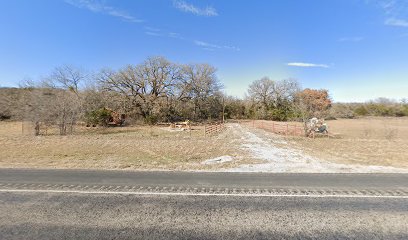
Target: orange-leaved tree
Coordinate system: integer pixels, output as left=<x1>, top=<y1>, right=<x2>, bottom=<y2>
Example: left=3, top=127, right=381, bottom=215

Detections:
left=294, top=88, right=332, bottom=135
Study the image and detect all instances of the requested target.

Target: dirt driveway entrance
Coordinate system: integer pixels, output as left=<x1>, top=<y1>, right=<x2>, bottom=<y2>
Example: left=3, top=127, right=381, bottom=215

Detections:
left=223, top=123, right=408, bottom=173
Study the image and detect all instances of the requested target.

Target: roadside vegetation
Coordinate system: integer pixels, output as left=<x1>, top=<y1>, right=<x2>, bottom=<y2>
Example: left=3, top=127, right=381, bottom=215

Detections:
left=0, top=56, right=332, bottom=136
left=1, top=117, right=407, bottom=171
left=1, top=55, right=407, bottom=171
left=330, top=99, right=408, bottom=119
left=1, top=55, right=406, bottom=136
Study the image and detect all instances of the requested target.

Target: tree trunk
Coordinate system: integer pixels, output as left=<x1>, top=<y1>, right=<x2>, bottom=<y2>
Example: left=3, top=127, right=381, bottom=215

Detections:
left=34, top=121, right=40, bottom=136
left=60, top=123, right=66, bottom=135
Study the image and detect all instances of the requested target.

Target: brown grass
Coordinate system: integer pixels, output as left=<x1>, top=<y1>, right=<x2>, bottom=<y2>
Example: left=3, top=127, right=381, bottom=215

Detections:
left=0, top=122, right=250, bottom=170
left=2, top=117, right=407, bottom=170
left=289, top=117, right=408, bottom=168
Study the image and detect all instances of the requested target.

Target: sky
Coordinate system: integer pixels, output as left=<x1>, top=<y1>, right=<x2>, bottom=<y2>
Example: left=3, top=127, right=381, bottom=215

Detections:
left=0, top=0, right=407, bottom=102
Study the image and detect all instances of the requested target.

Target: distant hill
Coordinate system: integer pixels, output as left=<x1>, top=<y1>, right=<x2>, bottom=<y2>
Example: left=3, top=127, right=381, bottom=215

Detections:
left=0, top=87, right=27, bottom=120
left=0, top=87, right=64, bottom=121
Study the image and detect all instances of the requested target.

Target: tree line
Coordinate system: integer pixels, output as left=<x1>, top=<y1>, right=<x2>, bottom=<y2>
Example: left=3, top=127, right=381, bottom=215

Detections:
left=0, top=55, right=353, bottom=136
left=330, top=98, right=408, bottom=119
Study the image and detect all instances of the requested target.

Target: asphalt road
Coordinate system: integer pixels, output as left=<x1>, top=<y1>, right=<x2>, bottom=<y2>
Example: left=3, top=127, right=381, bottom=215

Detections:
left=1, top=169, right=408, bottom=239
left=1, top=168, right=408, bottom=191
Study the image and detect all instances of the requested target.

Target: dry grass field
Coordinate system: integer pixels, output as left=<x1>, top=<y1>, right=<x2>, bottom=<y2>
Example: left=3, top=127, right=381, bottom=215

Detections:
left=289, top=117, right=408, bottom=168
left=0, top=121, right=251, bottom=170
left=1, top=117, right=407, bottom=171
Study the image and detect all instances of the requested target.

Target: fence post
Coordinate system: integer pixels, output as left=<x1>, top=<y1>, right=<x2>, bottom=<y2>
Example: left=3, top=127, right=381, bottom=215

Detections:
left=272, top=122, right=275, bottom=133
left=286, top=124, right=289, bottom=135
left=204, top=125, right=206, bottom=137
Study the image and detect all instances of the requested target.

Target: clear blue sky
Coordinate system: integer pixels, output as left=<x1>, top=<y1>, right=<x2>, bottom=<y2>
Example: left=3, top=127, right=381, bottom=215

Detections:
left=0, top=0, right=407, bottom=102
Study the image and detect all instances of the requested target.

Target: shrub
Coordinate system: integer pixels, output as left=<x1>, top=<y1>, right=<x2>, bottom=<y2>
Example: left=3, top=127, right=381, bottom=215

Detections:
left=329, top=103, right=355, bottom=119
left=354, top=106, right=369, bottom=116
left=396, top=105, right=408, bottom=117
left=0, top=112, right=11, bottom=120
left=268, top=108, right=297, bottom=121
left=85, top=108, right=112, bottom=126
left=144, top=115, right=159, bottom=125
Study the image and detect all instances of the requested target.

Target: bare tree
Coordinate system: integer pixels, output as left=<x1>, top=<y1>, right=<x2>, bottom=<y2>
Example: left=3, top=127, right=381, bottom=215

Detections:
left=98, top=56, right=182, bottom=123
left=20, top=87, right=60, bottom=135
left=47, top=66, right=87, bottom=134
left=180, top=63, right=221, bottom=120
left=247, top=77, right=300, bottom=120
left=48, top=65, right=87, bottom=95
left=271, top=78, right=301, bottom=108
left=19, top=66, right=86, bottom=135
left=247, top=77, right=275, bottom=116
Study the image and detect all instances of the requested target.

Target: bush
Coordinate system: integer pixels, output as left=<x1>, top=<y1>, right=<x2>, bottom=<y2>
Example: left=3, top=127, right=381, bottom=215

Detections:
left=401, top=105, right=408, bottom=116
left=329, top=103, right=355, bottom=119
left=337, top=101, right=408, bottom=118
left=354, top=106, right=369, bottom=116
left=144, top=115, right=159, bottom=125
left=395, top=105, right=408, bottom=117
left=85, top=108, right=112, bottom=126
left=0, top=112, right=11, bottom=120
left=268, top=108, right=297, bottom=121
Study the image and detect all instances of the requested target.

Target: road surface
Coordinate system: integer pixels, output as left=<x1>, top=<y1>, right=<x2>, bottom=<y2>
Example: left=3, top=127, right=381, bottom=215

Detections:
left=0, top=169, right=407, bottom=239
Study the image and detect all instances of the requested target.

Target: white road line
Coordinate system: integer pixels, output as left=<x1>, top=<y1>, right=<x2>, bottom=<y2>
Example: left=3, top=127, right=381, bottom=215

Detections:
left=0, top=189, right=407, bottom=199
